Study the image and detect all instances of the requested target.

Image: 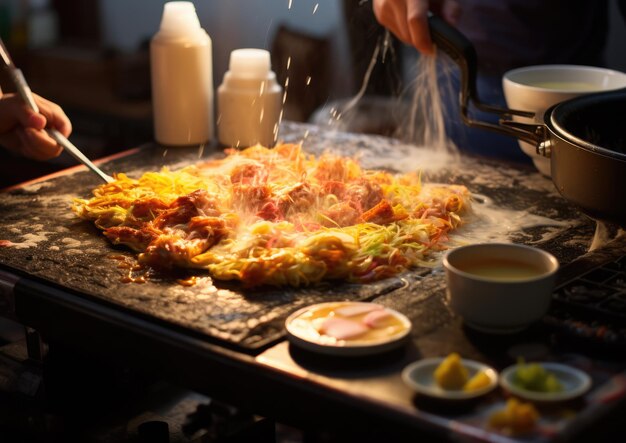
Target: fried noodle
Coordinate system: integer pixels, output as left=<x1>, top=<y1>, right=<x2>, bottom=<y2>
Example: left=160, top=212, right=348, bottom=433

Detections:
left=72, top=144, right=470, bottom=287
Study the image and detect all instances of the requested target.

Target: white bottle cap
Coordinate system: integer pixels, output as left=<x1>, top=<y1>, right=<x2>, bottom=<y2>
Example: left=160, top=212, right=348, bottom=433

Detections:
left=159, top=1, right=201, bottom=34
left=229, top=49, right=272, bottom=79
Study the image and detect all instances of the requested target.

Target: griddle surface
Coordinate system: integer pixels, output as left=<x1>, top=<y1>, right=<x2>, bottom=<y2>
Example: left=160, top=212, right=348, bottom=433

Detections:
left=0, top=123, right=596, bottom=353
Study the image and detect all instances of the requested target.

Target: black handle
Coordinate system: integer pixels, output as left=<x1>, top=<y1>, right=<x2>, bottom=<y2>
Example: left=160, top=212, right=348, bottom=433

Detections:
left=428, top=13, right=479, bottom=108
left=427, top=13, right=542, bottom=146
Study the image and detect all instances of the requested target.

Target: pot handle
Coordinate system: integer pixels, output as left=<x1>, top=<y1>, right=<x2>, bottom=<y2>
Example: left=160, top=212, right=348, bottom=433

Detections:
left=428, top=14, right=546, bottom=147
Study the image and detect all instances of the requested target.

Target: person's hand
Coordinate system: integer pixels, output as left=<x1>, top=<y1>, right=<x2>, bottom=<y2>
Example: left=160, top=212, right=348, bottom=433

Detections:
left=372, top=0, right=461, bottom=55
left=0, top=92, right=72, bottom=161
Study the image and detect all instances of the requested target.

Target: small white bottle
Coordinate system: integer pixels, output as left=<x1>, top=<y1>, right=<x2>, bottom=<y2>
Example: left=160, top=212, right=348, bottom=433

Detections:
left=150, top=1, right=213, bottom=146
left=217, top=49, right=282, bottom=148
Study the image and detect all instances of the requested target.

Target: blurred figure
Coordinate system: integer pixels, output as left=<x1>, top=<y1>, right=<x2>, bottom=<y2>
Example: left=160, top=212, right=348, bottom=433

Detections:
left=0, top=90, right=71, bottom=161
left=372, top=0, right=626, bottom=162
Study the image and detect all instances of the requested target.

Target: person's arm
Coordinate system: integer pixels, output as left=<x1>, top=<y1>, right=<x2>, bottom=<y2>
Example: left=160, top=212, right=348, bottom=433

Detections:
left=372, top=0, right=461, bottom=54
left=0, top=91, right=72, bottom=161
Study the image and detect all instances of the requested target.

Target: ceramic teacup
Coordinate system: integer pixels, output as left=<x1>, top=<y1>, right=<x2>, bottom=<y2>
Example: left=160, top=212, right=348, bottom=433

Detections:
left=443, top=243, right=559, bottom=334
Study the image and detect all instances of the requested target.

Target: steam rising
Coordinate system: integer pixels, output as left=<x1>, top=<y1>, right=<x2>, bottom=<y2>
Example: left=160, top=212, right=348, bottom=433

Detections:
left=395, top=53, right=458, bottom=156
left=314, top=31, right=460, bottom=157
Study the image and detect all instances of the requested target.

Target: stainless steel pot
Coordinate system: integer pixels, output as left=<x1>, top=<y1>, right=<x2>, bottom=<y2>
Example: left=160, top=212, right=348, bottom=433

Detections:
left=429, top=14, right=626, bottom=225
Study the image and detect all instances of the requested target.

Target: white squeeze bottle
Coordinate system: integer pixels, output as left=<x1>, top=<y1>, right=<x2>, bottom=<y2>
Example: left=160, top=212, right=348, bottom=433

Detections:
left=150, top=1, right=213, bottom=145
left=217, top=48, right=282, bottom=148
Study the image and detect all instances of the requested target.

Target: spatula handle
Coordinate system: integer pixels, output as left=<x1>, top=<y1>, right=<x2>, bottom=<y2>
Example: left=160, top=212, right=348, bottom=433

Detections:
left=8, top=68, right=40, bottom=113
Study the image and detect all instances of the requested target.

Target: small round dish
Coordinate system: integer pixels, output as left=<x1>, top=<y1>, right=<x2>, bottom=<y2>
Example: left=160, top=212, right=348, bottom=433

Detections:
left=402, top=357, right=499, bottom=400
left=285, top=301, right=411, bottom=356
left=500, top=362, right=592, bottom=402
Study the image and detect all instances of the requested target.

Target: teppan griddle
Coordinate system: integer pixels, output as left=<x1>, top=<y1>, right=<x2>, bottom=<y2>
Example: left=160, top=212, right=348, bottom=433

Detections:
left=0, top=123, right=595, bottom=354
left=5, top=123, right=626, bottom=442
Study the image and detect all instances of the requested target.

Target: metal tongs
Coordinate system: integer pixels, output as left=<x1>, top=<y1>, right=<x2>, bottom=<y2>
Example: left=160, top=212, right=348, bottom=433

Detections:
left=427, top=13, right=547, bottom=146
left=0, top=39, right=113, bottom=183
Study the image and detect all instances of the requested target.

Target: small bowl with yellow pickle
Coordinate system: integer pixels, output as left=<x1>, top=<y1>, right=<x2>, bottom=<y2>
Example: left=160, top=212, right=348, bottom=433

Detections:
left=443, top=243, right=559, bottom=334
left=402, top=353, right=498, bottom=400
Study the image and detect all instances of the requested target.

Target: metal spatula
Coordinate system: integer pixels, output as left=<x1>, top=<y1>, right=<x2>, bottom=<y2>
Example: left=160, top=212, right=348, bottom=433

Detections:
left=0, top=39, right=113, bottom=184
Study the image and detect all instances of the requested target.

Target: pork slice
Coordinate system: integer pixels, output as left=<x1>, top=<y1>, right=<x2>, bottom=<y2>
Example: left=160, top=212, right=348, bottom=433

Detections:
left=363, top=309, right=393, bottom=328
left=335, top=303, right=383, bottom=318
left=318, top=317, right=368, bottom=340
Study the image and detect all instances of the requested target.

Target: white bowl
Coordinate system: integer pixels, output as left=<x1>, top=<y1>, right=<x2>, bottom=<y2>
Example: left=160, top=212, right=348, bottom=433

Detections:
left=443, top=243, right=559, bottom=334
left=402, top=357, right=498, bottom=400
left=502, top=64, right=626, bottom=176
left=500, top=362, right=592, bottom=403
